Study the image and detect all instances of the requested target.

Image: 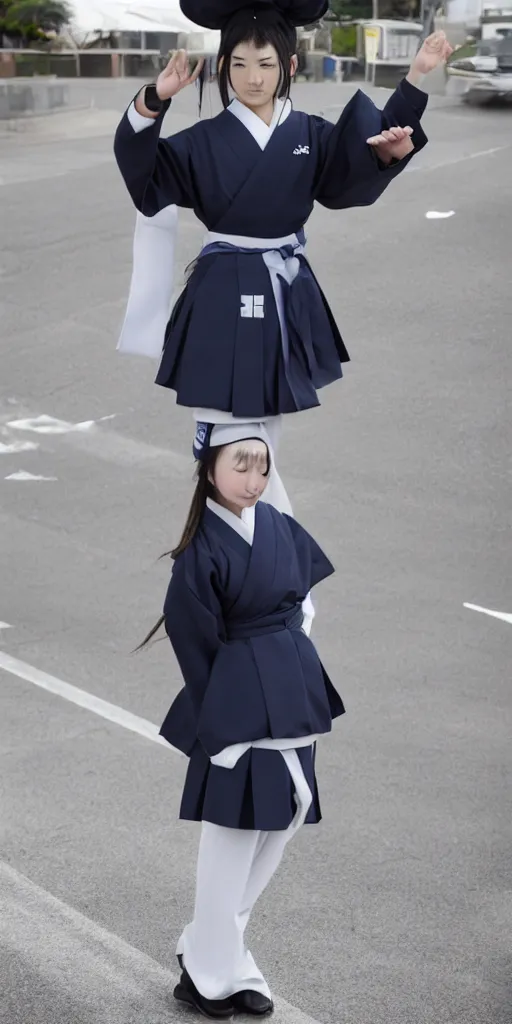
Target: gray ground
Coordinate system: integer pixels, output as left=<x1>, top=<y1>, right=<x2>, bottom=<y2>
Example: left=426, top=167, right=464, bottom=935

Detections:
left=0, top=78, right=511, bottom=1024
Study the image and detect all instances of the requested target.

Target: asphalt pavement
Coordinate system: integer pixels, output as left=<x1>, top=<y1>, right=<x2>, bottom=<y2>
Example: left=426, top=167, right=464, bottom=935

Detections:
left=1, top=78, right=511, bottom=1024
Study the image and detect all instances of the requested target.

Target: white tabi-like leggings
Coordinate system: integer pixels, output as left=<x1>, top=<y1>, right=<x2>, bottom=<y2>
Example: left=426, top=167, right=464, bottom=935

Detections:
left=176, top=739, right=316, bottom=1001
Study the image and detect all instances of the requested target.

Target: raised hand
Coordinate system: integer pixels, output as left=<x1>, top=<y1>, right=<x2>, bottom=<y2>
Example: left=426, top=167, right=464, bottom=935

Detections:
left=366, top=125, right=414, bottom=165
left=156, top=49, right=204, bottom=101
left=410, top=31, right=454, bottom=76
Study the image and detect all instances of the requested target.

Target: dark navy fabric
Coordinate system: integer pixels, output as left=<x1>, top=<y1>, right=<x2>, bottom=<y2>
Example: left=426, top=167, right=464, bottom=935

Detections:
left=180, top=741, right=322, bottom=831
left=158, top=502, right=345, bottom=829
left=114, top=80, right=428, bottom=417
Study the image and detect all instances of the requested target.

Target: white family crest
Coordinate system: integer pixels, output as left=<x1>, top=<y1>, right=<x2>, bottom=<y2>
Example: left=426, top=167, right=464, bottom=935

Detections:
left=293, top=144, right=309, bottom=156
left=240, top=295, right=265, bottom=319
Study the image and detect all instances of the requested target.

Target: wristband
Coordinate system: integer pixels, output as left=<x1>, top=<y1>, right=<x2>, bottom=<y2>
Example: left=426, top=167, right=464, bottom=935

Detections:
left=144, top=84, right=164, bottom=113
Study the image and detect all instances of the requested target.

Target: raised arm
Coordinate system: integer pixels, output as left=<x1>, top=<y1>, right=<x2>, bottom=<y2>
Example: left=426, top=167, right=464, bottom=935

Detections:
left=312, top=81, right=427, bottom=211
left=314, top=30, right=453, bottom=211
left=113, top=50, right=203, bottom=216
left=366, top=31, right=454, bottom=166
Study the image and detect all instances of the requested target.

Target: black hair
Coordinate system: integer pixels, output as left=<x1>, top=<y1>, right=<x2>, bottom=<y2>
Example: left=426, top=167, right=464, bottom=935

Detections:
left=216, top=10, right=297, bottom=108
left=171, top=439, right=269, bottom=560
left=134, top=454, right=216, bottom=651
left=135, top=440, right=270, bottom=650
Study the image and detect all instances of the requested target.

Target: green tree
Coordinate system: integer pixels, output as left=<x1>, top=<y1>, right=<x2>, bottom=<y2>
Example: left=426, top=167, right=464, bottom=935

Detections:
left=329, top=0, right=372, bottom=20
left=1, top=0, right=71, bottom=45
left=329, top=0, right=419, bottom=19
left=331, top=23, right=358, bottom=53
left=379, top=0, right=420, bottom=17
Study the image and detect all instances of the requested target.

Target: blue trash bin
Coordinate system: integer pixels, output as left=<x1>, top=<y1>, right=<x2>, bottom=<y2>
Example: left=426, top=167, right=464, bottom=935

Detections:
left=323, top=55, right=336, bottom=80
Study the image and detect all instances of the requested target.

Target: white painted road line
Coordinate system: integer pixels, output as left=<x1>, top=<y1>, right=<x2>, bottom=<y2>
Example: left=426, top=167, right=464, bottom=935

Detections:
left=464, top=603, right=512, bottom=626
left=5, top=471, right=58, bottom=481
left=0, top=650, right=181, bottom=755
left=0, top=440, right=39, bottom=454
left=0, top=861, right=325, bottom=1024
left=7, top=414, right=103, bottom=434
left=425, top=210, right=455, bottom=219
left=406, top=144, right=512, bottom=173
left=2, top=408, right=191, bottom=474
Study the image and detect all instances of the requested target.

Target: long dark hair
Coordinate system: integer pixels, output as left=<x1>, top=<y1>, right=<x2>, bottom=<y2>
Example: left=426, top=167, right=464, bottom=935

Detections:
left=136, top=439, right=270, bottom=650
left=216, top=12, right=297, bottom=109
left=135, top=451, right=218, bottom=651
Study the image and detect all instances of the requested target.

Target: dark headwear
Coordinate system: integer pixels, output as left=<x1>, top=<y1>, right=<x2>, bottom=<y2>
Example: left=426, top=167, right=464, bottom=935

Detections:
left=179, top=0, right=328, bottom=31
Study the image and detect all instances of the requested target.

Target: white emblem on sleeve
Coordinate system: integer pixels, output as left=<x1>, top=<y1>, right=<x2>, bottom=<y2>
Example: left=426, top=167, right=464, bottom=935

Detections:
left=240, top=295, right=265, bottom=318
left=293, top=144, right=309, bottom=156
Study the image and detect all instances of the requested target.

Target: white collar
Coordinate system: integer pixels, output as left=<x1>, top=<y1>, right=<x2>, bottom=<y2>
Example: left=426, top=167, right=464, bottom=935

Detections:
left=227, top=96, right=291, bottom=150
left=206, top=497, right=256, bottom=544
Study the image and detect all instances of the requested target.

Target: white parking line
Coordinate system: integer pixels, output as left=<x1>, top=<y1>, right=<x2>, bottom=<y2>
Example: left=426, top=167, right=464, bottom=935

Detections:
left=464, top=602, right=512, bottom=625
left=0, top=658, right=325, bottom=1023
left=5, top=471, right=58, bottom=481
left=7, top=414, right=115, bottom=434
left=1, top=861, right=323, bottom=1024
left=407, top=144, right=511, bottom=173
left=0, top=649, right=181, bottom=755
left=1, top=407, right=191, bottom=475
left=0, top=440, right=39, bottom=453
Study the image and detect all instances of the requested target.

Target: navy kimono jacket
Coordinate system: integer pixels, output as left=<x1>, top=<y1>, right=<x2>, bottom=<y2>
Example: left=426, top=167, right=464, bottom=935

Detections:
left=160, top=500, right=345, bottom=830
left=114, top=80, right=428, bottom=418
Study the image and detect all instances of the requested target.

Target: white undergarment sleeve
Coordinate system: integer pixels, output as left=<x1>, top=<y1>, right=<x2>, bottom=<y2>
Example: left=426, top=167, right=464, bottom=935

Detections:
left=126, top=100, right=157, bottom=133
left=301, top=591, right=315, bottom=636
left=117, top=205, right=178, bottom=358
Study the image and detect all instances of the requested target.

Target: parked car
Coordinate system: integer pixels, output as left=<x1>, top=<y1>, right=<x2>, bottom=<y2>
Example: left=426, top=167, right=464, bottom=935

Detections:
left=447, top=36, right=512, bottom=103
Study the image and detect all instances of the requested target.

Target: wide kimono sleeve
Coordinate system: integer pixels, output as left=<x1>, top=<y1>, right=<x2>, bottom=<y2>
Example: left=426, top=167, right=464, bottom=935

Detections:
left=163, top=548, right=225, bottom=713
left=313, top=77, right=428, bottom=211
left=113, top=95, right=196, bottom=216
left=158, top=545, right=226, bottom=755
left=282, top=513, right=335, bottom=590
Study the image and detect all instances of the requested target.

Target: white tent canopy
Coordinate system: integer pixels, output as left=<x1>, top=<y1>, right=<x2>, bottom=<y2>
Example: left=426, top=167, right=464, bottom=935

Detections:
left=67, top=0, right=220, bottom=47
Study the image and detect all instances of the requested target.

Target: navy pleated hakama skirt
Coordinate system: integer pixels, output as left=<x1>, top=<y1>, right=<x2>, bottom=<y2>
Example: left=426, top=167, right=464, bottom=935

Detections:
left=180, top=741, right=322, bottom=831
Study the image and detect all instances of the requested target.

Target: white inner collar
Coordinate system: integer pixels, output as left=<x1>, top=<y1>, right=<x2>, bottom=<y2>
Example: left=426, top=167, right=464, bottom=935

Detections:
left=207, top=497, right=256, bottom=544
left=227, top=96, right=291, bottom=150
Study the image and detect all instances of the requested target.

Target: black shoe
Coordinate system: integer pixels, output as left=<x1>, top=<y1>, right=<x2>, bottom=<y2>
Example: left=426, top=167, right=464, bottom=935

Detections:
left=173, top=968, right=234, bottom=1020
left=231, top=991, right=274, bottom=1016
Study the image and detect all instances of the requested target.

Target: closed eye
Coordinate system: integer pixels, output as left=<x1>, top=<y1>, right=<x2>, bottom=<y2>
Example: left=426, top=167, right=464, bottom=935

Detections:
left=234, top=464, right=268, bottom=476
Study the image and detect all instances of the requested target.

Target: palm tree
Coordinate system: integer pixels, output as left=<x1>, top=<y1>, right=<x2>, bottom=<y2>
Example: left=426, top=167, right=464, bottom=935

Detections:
left=3, top=0, right=72, bottom=36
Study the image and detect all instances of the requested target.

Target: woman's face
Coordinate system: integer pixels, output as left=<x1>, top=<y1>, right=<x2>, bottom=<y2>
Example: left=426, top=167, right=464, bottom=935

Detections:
left=212, top=439, right=269, bottom=515
left=228, top=40, right=290, bottom=110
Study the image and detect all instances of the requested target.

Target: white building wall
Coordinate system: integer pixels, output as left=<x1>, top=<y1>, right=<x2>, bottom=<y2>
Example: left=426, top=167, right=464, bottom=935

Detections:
left=445, top=0, right=483, bottom=23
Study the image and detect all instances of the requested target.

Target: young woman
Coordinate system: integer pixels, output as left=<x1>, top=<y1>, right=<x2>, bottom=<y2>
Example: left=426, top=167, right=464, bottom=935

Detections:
left=146, top=420, right=344, bottom=1018
left=114, top=5, right=452, bottom=422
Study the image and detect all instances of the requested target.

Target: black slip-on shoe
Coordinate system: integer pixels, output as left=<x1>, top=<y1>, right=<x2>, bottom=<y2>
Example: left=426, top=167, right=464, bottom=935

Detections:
left=173, top=968, right=235, bottom=1020
left=231, top=990, right=274, bottom=1015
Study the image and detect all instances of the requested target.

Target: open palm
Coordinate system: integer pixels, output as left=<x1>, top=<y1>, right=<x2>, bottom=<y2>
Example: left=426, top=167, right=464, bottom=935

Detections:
left=412, top=31, right=454, bottom=75
left=156, top=49, right=204, bottom=101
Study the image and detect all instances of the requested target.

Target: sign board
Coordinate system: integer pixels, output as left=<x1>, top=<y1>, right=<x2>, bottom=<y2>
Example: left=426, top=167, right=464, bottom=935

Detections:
left=364, top=26, right=380, bottom=63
